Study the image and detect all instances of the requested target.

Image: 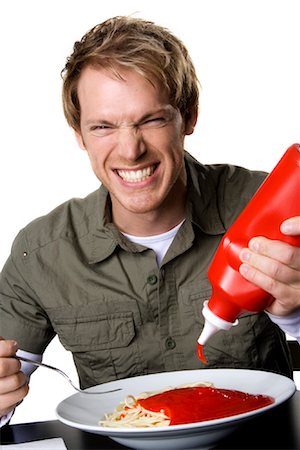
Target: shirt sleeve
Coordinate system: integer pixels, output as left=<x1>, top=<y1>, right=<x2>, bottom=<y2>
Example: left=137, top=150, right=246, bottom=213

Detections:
left=16, top=349, right=43, bottom=378
left=0, top=410, right=14, bottom=428
left=0, top=230, right=55, bottom=353
left=266, top=310, right=300, bottom=343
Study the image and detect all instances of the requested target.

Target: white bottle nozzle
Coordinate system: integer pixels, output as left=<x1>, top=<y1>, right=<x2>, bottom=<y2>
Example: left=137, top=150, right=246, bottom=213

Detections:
left=198, top=301, right=239, bottom=345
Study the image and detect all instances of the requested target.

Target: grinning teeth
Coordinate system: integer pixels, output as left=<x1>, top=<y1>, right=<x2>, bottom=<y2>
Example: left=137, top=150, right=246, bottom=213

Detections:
left=117, top=166, right=154, bottom=182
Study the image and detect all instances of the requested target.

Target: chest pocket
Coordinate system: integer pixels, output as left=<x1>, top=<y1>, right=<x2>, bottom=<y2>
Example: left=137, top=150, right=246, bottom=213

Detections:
left=46, top=298, right=144, bottom=388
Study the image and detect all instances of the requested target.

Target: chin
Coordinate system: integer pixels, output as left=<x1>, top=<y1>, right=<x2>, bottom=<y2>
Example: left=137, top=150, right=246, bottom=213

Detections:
left=122, top=195, right=160, bottom=213
left=127, top=204, right=157, bottom=214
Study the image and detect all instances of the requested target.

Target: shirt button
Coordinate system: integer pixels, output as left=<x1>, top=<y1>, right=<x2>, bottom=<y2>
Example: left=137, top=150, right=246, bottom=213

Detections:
left=147, top=275, right=158, bottom=285
left=165, top=337, right=176, bottom=350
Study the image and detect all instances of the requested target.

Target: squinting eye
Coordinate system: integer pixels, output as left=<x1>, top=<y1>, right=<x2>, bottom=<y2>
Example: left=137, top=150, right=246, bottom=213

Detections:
left=141, top=117, right=167, bottom=129
left=91, top=125, right=110, bottom=130
left=90, top=124, right=116, bottom=136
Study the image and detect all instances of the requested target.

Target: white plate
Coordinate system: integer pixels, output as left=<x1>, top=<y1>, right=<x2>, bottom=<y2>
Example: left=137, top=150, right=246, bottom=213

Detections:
left=56, top=369, right=296, bottom=450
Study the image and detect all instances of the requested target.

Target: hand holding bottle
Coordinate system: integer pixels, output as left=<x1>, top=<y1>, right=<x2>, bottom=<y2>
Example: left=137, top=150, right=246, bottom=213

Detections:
left=197, top=144, right=300, bottom=353
left=240, top=216, right=300, bottom=317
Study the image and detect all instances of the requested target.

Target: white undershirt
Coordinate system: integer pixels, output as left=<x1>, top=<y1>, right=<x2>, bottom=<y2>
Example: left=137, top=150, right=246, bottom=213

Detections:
left=266, top=310, right=300, bottom=342
left=122, top=219, right=185, bottom=267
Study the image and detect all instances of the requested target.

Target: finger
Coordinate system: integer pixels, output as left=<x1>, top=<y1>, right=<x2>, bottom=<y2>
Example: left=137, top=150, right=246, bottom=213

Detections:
left=0, top=356, right=21, bottom=378
left=0, top=371, right=28, bottom=395
left=0, top=338, right=19, bottom=357
left=240, top=249, right=300, bottom=286
left=281, top=216, right=300, bottom=236
left=0, top=383, right=29, bottom=417
left=239, top=262, right=296, bottom=300
left=248, top=237, right=300, bottom=270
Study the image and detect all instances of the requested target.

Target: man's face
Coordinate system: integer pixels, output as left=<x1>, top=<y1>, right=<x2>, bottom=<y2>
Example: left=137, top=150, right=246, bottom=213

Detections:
left=75, top=66, right=195, bottom=226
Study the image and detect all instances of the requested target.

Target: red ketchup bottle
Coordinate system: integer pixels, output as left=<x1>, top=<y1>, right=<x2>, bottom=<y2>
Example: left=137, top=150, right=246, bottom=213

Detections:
left=197, top=143, right=300, bottom=363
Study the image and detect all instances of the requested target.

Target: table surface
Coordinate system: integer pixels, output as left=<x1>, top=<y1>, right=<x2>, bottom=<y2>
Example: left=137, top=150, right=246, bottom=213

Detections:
left=2, top=390, right=300, bottom=449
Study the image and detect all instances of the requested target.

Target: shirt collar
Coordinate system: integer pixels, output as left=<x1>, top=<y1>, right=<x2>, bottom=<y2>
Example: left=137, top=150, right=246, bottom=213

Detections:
left=184, top=152, right=226, bottom=235
left=83, top=187, right=148, bottom=264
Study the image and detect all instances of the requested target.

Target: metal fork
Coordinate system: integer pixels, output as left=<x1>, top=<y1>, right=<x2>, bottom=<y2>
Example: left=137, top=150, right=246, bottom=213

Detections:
left=15, top=355, right=121, bottom=395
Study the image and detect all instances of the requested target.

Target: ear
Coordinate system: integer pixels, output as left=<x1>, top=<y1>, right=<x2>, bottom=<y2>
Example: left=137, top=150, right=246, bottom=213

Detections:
left=184, top=108, right=198, bottom=135
left=74, top=129, right=86, bottom=150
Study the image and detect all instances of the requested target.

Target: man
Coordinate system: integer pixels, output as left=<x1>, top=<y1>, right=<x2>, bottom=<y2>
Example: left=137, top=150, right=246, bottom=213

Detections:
left=0, top=16, right=299, bottom=423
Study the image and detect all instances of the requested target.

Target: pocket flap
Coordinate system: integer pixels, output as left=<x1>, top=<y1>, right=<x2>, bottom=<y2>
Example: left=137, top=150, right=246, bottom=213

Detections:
left=49, top=310, right=135, bottom=351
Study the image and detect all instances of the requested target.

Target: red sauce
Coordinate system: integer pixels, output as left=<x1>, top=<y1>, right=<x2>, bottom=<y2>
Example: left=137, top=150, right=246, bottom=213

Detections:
left=197, top=343, right=207, bottom=364
left=138, top=386, right=274, bottom=425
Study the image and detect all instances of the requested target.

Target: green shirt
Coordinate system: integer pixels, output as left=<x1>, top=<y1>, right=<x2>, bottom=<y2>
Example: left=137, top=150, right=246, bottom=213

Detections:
left=0, top=152, right=292, bottom=388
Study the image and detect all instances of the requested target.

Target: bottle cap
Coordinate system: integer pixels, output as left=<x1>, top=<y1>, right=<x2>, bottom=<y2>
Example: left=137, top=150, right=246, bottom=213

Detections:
left=197, top=301, right=239, bottom=345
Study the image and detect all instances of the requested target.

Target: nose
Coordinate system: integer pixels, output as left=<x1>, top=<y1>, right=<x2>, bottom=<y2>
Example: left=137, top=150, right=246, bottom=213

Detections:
left=117, top=126, right=146, bottom=161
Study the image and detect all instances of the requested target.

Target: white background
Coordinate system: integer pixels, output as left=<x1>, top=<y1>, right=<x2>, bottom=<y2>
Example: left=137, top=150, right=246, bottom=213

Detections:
left=0, top=0, right=299, bottom=424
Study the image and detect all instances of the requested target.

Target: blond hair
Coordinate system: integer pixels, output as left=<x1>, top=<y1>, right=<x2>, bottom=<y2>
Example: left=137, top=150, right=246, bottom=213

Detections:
left=61, top=16, right=200, bottom=131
